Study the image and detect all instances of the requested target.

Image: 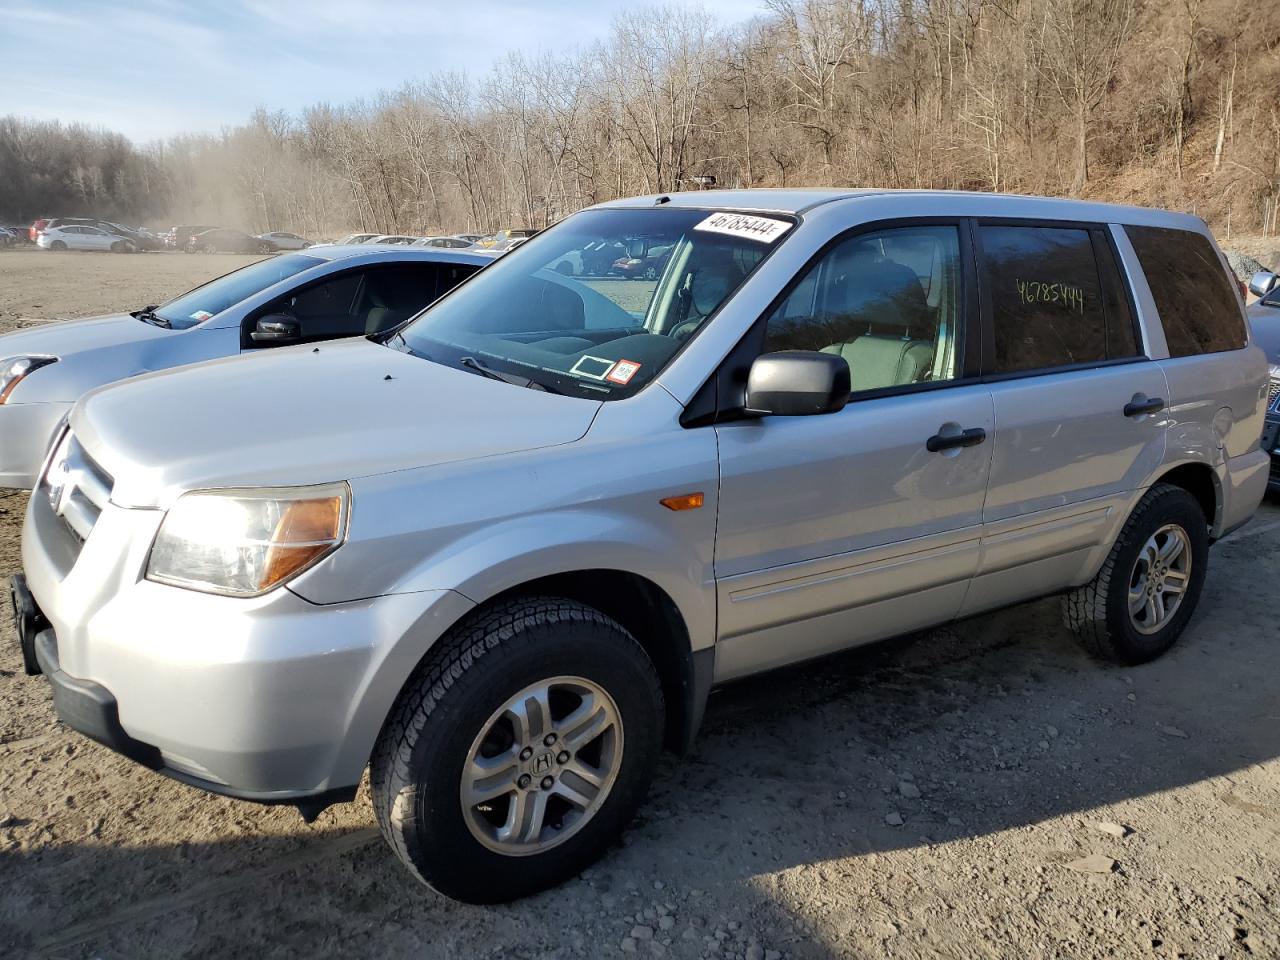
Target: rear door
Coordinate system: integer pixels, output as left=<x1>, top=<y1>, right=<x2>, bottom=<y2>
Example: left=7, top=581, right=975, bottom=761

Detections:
left=964, top=220, right=1168, bottom=615
left=712, top=220, right=994, bottom=680
left=1122, top=225, right=1264, bottom=470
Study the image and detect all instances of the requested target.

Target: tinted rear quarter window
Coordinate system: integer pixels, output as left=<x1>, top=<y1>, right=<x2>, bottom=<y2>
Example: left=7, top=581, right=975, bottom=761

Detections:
left=1124, top=225, right=1246, bottom=357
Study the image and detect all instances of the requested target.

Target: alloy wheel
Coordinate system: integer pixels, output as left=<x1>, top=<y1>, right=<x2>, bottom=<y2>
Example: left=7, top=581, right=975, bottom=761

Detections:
left=460, top=675, right=623, bottom=856
left=1127, top=523, right=1192, bottom=635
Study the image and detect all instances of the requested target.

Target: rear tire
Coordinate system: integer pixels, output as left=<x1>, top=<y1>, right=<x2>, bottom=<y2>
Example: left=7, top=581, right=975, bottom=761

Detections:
left=370, top=596, right=664, bottom=903
left=1063, top=483, right=1209, bottom=664
left=50, top=240, right=66, bottom=251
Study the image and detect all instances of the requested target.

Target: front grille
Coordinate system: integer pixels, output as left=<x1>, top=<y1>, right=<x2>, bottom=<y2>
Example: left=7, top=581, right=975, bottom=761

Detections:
left=41, top=428, right=113, bottom=543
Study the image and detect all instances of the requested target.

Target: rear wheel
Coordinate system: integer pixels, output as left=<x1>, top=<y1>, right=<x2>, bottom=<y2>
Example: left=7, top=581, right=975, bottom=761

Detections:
left=1063, top=483, right=1209, bottom=664
left=50, top=240, right=66, bottom=251
left=203, top=243, right=217, bottom=254
left=258, top=241, right=274, bottom=254
left=370, top=597, right=664, bottom=903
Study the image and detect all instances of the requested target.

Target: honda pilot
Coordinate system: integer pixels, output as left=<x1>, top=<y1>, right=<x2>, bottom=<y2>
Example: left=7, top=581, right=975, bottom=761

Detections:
left=11, top=190, right=1268, bottom=903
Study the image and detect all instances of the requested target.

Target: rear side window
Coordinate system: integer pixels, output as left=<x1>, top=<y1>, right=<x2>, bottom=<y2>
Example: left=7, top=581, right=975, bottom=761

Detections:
left=1124, top=225, right=1247, bottom=357
left=979, top=225, right=1136, bottom=373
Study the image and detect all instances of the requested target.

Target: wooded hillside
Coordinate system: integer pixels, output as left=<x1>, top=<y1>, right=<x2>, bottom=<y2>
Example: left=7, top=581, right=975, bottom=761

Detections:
left=2, top=0, right=1277, bottom=238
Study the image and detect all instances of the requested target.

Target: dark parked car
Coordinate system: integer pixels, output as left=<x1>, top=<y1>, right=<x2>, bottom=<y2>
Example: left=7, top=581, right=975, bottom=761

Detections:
left=1246, top=270, right=1280, bottom=491
left=186, top=228, right=262, bottom=254
left=167, top=225, right=218, bottom=250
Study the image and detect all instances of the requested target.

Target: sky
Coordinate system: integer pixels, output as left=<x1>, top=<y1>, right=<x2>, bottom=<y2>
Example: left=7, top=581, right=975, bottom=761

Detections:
left=0, top=0, right=764, bottom=143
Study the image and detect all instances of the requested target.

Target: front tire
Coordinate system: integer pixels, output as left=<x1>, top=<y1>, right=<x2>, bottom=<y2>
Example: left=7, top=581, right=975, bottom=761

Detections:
left=1063, top=483, right=1209, bottom=664
left=370, top=597, right=664, bottom=903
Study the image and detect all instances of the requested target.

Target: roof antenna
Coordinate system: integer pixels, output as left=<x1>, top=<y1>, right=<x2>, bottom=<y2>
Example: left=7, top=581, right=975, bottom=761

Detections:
left=654, top=195, right=671, bottom=205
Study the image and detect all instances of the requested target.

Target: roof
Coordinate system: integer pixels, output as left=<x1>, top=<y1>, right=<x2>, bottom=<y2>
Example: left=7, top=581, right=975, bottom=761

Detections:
left=594, top=188, right=1206, bottom=228
left=300, top=245, right=491, bottom=266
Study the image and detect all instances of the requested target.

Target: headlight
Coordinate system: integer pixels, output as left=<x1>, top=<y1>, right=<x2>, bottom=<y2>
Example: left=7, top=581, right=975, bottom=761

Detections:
left=146, top=483, right=349, bottom=597
left=0, top=355, right=57, bottom=403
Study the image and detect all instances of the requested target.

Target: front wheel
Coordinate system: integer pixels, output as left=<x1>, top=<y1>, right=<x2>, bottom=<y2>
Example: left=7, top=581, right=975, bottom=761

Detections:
left=258, top=241, right=274, bottom=254
left=370, top=597, right=664, bottom=903
left=1063, top=483, right=1209, bottom=664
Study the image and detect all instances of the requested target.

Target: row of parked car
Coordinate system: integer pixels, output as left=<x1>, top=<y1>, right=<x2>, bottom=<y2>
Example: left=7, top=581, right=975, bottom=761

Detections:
left=3, top=188, right=1277, bottom=907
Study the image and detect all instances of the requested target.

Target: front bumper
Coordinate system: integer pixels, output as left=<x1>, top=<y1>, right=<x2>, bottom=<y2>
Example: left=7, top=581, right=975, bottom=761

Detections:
left=20, top=489, right=475, bottom=807
left=0, top=401, right=71, bottom=489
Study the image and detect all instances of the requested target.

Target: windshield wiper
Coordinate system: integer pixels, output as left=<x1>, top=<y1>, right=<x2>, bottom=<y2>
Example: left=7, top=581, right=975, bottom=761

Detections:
left=458, top=355, right=562, bottom=394
left=133, top=305, right=170, bottom=328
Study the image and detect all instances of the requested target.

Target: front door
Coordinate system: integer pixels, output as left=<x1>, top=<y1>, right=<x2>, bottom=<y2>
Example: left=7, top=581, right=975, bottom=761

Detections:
left=712, top=222, right=994, bottom=681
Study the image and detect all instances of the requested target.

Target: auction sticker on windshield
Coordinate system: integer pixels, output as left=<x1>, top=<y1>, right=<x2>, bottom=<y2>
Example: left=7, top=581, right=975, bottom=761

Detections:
left=694, top=212, right=791, bottom=244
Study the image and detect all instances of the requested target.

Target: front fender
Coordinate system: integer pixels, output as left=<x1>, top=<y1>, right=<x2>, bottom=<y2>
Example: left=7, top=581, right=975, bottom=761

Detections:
left=290, top=414, right=720, bottom=652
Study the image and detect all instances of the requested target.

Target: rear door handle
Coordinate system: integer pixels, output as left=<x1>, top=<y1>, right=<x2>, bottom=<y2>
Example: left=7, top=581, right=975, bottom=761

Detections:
left=927, top=427, right=987, bottom=452
left=1123, top=396, right=1164, bottom=418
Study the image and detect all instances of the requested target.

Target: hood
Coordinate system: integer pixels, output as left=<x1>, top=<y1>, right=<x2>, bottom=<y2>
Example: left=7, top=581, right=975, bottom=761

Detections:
left=70, top=337, right=602, bottom=508
left=0, top=313, right=208, bottom=404
left=0, top=313, right=173, bottom=358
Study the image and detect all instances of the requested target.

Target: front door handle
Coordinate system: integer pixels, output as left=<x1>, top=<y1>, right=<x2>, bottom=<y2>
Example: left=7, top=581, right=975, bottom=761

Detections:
left=1123, top=396, right=1165, bottom=418
left=927, top=427, right=987, bottom=452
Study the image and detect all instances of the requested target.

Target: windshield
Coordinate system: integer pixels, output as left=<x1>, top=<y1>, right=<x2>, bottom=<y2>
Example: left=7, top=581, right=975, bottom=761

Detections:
left=392, top=207, right=792, bottom=399
left=155, top=254, right=323, bottom=329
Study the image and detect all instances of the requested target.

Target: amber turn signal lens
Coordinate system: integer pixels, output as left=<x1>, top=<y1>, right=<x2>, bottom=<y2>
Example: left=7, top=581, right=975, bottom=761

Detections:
left=660, top=492, right=704, bottom=511
left=261, top=496, right=345, bottom=589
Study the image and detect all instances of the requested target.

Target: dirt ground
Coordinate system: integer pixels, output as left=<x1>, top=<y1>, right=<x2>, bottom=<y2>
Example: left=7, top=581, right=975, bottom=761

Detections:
left=2, top=250, right=1280, bottom=960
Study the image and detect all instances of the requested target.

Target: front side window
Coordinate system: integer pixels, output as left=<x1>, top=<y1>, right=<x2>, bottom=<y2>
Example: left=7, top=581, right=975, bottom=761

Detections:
left=763, top=224, right=964, bottom=392
left=1124, top=225, right=1247, bottom=357
left=981, top=225, right=1130, bottom=373
left=253, top=262, right=479, bottom=341
left=156, top=253, right=323, bottom=329
left=393, top=208, right=791, bottom=399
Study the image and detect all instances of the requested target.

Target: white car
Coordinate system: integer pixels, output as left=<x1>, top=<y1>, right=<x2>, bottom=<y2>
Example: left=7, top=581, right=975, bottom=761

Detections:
left=368, top=235, right=420, bottom=245
left=257, top=231, right=313, bottom=251
left=37, top=225, right=135, bottom=253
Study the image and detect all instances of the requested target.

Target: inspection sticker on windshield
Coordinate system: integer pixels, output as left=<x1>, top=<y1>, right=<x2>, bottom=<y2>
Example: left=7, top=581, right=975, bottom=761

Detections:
left=570, top=356, right=615, bottom=381
left=189, top=310, right=213, bottom=321
left=693, top=212, right=791, bottom=244
left=606, top=359, right=641, bottom=385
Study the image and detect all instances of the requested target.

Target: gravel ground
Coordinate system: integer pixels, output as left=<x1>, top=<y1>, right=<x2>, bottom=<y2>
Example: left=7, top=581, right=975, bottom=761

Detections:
left=2, top=251, right=1280, bottom=959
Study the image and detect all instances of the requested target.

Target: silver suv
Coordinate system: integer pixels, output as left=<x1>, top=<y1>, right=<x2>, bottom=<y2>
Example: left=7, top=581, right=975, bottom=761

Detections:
left=11, top=190, right=1269, bottom=903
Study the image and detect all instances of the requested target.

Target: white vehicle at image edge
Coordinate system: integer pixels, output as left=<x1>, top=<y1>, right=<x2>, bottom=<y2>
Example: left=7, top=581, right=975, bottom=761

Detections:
left=36, top=225, right=136, bottom=253
left=0, top=246, right=488, bottom=488
left=11, top=189, right=1269, bottom=904
left=256, top=231, right=313, bottom=251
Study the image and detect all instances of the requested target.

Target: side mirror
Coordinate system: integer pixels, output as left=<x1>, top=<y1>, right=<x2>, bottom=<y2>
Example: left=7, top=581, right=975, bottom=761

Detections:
left=249, top=313, right=301, bottom=344
left=744, top=351, right=851, bottom=417
left=1248, top=271, right=1278, bottom=299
